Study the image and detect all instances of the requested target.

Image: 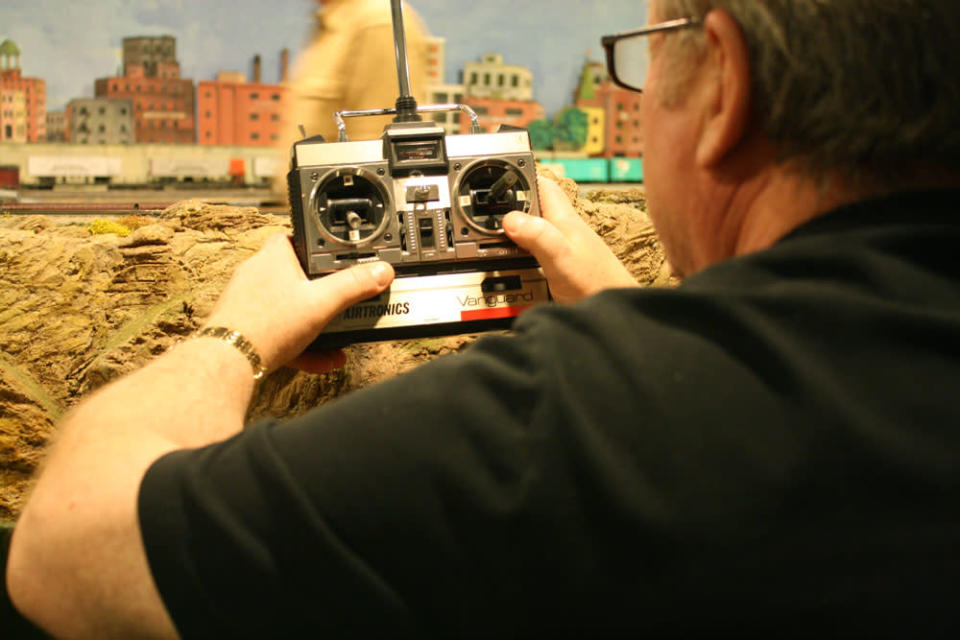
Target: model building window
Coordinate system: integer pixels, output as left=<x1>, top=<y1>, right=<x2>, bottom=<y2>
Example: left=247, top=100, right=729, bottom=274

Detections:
left=506, top=108, right=523, bottom=117
left=484, top=73, right=491, bottom=86
left=98, top=124, right=105, bottom=133
left=251, top=133, right=260, bottom=140
left=271, top=94, right=281, bottom=101
left=250, top=93, right=259, bottom=100
left=271, top=114, right=279, bottom=121
left=251, top=113, right=259, bottom=121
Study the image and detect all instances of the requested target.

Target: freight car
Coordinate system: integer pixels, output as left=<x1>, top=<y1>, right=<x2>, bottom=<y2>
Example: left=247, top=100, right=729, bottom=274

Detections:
left=0, top=143, right=641, bottom=190
left=536, top=155, right=644, bottom=183
left=0, top=142, right=284, bottom=188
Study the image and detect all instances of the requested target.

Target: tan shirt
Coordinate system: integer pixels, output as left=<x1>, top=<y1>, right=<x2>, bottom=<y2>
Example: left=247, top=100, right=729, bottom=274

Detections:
left=281, top=0, right=429, bottom=146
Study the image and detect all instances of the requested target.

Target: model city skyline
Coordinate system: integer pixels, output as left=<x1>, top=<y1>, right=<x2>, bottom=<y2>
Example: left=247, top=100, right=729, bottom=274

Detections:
left=1, top=28, right=644, bottom=160
left=1, top=0, right=651, bottom=116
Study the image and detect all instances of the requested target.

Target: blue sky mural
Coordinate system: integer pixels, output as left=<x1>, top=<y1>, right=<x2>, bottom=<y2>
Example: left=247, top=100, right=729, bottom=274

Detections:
left=1, top=0, right=650, bottom=118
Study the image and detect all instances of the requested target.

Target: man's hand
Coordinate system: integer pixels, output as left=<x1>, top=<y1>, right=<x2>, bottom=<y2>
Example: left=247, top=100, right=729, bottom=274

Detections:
left=7, top=233, right=396, bottom=639
left=204, top=233, right=395, bottom=372
left=503, top=177, right=639, bottom=304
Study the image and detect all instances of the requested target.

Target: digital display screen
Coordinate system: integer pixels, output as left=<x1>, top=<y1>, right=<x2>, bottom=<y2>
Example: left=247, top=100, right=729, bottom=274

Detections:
left=396, top=140, right=440, bottom=162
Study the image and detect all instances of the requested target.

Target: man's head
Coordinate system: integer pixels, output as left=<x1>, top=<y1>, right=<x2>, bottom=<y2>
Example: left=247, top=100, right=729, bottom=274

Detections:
left=636, top=0, right=960, bottom=275
left=654, top=0, right=960, bottom=183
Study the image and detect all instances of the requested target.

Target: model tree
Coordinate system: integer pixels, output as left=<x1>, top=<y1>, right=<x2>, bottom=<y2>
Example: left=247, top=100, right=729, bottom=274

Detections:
left=527, top=119, right=556, bottom=150
left=553, top=107, right=589, bottom=151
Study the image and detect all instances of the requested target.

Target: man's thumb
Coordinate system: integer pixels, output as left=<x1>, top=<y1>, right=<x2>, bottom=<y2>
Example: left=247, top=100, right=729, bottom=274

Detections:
left=503, top=211, right=571, bottom=266
left=307, top=261, right=395, bottom=319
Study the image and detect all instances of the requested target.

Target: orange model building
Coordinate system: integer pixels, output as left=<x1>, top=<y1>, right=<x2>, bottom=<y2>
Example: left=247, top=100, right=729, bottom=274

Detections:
left=0, top=39, right=47, bottom=142
left=196, top=66, right=289, bottom=147
left=458, top=96, right=544, bottom=134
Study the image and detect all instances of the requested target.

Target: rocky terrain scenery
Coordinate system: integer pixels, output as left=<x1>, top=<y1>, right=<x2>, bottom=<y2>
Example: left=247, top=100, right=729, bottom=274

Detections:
left=0, top=172, right=673, bottom=521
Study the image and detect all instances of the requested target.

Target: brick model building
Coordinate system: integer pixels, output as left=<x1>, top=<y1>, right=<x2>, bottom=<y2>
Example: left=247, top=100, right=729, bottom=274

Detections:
left=574, top=57, right=643, bottom=157
left=0, top=39, right=47, bottom=142
left=462, top=53, right=533, bottom=102
left=426, top=83, right=465, bottom=135
left=94, top=36, right=195, bottom=144
left=0, top=88, right=27, bottom=142
left=458, top=96, right=544, bottom=134
left=442, top=53, right=540, bottom=134
left=65, top=98, right=135, bottom=145
left=45, top=110, right=66, bottom=142
left=425, top=36, right=445, bottom=86
left=196, top=61, right=289, bottom=148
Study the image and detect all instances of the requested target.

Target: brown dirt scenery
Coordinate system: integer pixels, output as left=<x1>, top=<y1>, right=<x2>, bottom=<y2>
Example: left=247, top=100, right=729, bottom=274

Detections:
left=0, top=171, right=673, bottom=521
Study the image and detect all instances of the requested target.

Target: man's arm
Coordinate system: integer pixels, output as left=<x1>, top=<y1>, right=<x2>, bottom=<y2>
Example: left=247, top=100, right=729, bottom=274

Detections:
left=504, top=178, right=641, bottom=303
left=5, top=235, right=394, bottom=638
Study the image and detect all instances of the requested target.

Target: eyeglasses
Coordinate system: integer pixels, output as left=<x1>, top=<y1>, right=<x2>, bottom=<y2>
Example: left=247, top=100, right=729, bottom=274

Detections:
left=601, top=17, right=701, bottom=93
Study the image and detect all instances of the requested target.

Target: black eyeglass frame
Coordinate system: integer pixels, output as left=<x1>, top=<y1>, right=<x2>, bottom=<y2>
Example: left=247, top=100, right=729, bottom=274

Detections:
left=601, top=17, right=701, bottom=92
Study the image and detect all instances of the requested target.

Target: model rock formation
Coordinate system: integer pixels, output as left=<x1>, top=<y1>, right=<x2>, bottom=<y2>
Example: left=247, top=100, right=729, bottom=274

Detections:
left=0, top=173, right=671, bottom=520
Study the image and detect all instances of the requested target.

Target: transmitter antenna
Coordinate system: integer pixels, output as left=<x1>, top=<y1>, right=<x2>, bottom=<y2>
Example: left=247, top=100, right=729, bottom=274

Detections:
left=390, top=0, right=421, bottom=123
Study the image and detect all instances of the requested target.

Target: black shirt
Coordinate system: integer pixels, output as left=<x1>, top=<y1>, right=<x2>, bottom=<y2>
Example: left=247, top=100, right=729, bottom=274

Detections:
left=139, top=190, right=960, bottom=637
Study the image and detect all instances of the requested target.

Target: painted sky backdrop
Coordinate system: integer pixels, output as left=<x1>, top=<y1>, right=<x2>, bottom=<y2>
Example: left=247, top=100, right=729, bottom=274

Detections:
left=1, top=0, right=649, bottom=119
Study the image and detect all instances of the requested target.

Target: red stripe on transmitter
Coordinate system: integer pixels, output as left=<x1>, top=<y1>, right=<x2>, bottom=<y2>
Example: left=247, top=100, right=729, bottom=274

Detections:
left=460, top=305, right=532, bottom=322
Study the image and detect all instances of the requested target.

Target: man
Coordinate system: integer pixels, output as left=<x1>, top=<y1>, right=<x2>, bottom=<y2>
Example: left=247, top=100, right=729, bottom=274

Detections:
left=7, top=0, right=960, bottom=636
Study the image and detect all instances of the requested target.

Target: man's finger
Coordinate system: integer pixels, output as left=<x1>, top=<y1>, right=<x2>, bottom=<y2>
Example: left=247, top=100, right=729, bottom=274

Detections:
left=304, top=261, right=395, bottom=320
left=537, top=178, right=585, bottom=230
left=503, top=212, right=573, bottom=267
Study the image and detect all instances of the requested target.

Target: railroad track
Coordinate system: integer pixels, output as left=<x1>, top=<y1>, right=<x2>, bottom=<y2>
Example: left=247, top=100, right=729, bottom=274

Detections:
left=2, top=203, right=290, bottom=217
left=1, top=202, right=172, bottom=216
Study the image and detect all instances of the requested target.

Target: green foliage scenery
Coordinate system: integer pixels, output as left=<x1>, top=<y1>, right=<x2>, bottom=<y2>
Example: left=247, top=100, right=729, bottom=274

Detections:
left=528, top=107, right=589, bottom=152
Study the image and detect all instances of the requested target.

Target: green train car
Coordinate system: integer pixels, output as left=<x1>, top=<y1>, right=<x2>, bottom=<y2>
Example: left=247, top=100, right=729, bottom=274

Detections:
left=536, top=156, right=643, bottom=183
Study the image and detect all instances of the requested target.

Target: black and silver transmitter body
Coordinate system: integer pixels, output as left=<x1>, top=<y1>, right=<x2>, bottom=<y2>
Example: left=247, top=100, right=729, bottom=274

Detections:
left=287, top=0, right=548, bottom=347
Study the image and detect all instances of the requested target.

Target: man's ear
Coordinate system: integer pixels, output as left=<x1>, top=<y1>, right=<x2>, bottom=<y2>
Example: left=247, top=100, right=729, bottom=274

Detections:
left=695, top=9, right=752, bottom=168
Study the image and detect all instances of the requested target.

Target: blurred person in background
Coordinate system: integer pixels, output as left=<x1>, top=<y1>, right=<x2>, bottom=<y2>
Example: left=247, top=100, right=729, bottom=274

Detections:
left=273, top=0, right=429, bottom=198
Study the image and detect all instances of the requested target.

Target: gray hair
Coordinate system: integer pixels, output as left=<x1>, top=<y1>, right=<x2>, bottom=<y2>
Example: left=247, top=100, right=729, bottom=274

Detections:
left=657, top=0, right=960, bottom=185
